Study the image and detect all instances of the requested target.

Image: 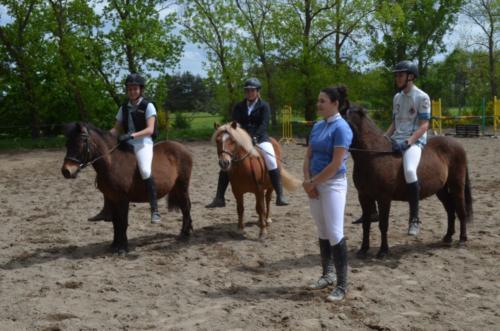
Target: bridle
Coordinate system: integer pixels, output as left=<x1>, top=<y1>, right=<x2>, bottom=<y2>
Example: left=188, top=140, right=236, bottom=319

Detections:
left=345, top=108, right=396, bottom=155
left=64, top=131, right=120, bottom=169
left=219, top=131, right=252, bottom=163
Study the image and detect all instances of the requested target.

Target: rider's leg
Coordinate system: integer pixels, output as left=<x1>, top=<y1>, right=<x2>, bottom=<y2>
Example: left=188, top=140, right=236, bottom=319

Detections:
left=403, top=145, right=422, bottom=236
left=205, top=171, right=229, bottom=208
left=135, top=143, right=161, bottom=224
left=259, top=141, right=288, bottom=206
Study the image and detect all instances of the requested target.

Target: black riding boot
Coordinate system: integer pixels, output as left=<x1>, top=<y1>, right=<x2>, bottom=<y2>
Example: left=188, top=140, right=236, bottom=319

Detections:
left=268, top=169, right=288, bottom=206
left=327, top=238, right=348, bottom=301
left=309, top=239, right=336, bottom=289
left=145, top=176, right=161, bottom=224
left=88, top=198, right=112, bottom=222
left=205, top=171, right=229, bottom=208
left=407, top=181, right=420, bottom=236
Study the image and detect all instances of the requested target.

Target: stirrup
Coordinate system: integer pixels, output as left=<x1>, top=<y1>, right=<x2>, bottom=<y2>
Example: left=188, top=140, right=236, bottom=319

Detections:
left=308, top=273, right=336, bottom=290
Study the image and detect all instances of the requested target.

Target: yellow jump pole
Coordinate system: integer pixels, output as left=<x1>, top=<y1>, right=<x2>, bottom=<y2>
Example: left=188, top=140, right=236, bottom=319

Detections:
left=431, top=98, right=442, bottom=135
left=279, top=105, right=296, bottom=144
left=494, top=96, right=500, bottom=136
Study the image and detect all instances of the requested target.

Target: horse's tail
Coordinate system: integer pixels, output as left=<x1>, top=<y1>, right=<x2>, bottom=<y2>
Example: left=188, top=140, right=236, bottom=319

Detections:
left=464, top=167, right=473, bottom=223
left=281, top=167, right=301, bottom=192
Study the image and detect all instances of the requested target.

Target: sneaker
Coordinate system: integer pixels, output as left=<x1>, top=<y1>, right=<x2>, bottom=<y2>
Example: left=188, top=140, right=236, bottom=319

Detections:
left=408, top=218, right=421, bottom=236
left=326, top=287, right=346, bottom=302
left=151, top=211, right=161, bottom=224
left=308, top=273, right=336, bottom=290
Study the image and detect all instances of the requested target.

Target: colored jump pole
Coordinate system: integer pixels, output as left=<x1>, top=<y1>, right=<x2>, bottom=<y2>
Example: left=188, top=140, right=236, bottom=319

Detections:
left=481, top=97, right=486, bottom=135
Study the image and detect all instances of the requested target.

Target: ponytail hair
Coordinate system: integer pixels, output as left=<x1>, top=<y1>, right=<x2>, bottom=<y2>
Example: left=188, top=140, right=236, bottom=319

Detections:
left=321, top=85, right=350, bottom=112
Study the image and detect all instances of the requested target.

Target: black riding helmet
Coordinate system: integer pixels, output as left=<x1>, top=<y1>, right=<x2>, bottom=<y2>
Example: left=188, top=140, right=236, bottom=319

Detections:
left=392, top=60, right=418, bottom=79
left=244, top=77, right=262, bottom=90
left=125, top=73, right=146, bottom=87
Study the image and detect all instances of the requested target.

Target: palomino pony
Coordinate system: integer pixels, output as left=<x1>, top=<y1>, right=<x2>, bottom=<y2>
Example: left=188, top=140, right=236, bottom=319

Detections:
left=212, top=121, right=301, bottom=238
left=344, top=106, right=473, bottom=258
left=61, top=122, right=193, bottom=253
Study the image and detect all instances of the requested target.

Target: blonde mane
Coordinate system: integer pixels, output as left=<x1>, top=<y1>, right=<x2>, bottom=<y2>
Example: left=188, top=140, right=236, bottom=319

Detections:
left=212, top=123, right=260, bottom=157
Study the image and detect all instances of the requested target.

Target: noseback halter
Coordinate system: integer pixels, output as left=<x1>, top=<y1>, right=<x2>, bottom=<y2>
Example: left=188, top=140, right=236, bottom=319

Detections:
left=64, top=130, right=120, bottom=169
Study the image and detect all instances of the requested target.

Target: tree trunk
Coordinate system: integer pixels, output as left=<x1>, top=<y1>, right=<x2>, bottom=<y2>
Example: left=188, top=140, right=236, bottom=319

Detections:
left=488, top=35, right=497, bottom=99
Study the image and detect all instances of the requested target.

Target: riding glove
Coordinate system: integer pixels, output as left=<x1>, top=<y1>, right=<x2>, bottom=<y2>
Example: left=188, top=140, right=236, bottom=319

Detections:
left=118, top=133, right=134, bottom=142
left=252, top=136, right=258, bottom=146
left=392, top=140, right=409, bottom=153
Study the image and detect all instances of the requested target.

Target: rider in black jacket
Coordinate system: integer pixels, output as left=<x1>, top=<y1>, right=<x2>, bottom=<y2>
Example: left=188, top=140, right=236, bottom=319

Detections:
left=206, top=77, right=288, bottom=208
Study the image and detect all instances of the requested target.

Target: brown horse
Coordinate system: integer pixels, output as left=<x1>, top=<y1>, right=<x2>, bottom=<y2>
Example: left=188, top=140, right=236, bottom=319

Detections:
left=61, top=122, right=193, bottom=253
left=344, top=106, right=473, bottom=258
left=212, top=121, right=301, bottom=238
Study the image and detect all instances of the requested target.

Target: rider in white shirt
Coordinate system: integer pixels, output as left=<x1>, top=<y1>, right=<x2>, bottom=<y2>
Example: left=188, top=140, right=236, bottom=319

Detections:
left=386, top=60, right=431, bottom=236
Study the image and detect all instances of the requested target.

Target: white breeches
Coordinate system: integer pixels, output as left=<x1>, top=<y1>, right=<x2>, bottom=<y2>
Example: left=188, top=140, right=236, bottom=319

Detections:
left=133, top=143, right=154, bottom=179
left=402, top=145, right=422, bottom=183
left=309, top=175, right=348, bottom=245
left=257, top=141, right=278, bottom=171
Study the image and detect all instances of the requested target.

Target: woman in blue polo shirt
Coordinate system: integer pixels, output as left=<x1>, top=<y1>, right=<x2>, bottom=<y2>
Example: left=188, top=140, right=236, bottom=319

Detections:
left=302, top=85, right=353, bottom=302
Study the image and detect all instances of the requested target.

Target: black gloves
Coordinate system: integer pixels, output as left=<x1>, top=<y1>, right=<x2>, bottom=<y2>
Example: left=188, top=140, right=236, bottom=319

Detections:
left=118, top=133, right=134, bottom=142
left=252, top=136, right=258, bottom=146
left=392, top=140, right=409, bottom=153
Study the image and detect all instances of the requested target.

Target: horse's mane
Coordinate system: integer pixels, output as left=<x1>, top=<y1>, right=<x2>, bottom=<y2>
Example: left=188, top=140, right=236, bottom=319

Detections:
left=212, top=123, right=259, bottom=157
left=347, top=105, right=385, bottom=136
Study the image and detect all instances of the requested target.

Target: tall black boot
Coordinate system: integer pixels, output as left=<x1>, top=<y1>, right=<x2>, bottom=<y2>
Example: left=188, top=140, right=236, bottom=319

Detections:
left=205, top=171, right=229, bottom=208
left=327, top=238, right=348, bottom=301
left=308, top=239, right=336, bottom=289
left=145, top=176, right=161, bottom=224
left=88, top=197, right=112, bottom=222
left=407, top=181, right=420, bottom=236
left=268, top=169, right=288, bottom=206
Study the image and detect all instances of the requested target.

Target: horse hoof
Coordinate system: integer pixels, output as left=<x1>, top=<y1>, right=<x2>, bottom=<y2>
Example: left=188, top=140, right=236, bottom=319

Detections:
left=376, top=250, right=388, bottom=259
left=442, top=235, right=453, bottom=244
left=266, top=218, right=272, bottom=225
left=259, top=230, right=268, bottom=240
left=356, top=249, right=369, bottom=259
left=109, top=243, right=128, bottom=255
left=458, top=241, right=467, bottom=248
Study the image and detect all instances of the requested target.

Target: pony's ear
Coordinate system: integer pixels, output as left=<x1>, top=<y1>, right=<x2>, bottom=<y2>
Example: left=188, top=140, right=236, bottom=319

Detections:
left=63, top=122, right=77, bottom=137
left=231, top=121, right=238, bottom=129
left=214, top=122, right=220, bottom=129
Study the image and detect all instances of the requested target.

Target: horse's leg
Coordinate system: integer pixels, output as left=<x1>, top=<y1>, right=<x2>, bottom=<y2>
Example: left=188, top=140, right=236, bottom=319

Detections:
left=255, top=190, right=267, bottom=238
left=265, top=188, right=273, bottom=225
left=436, top=187, right=456, bottom=244
left=376, top=200, right=391, bottom=259
left=235, top=193, right=245, bottom=233
left=450, top=183, right=468, bottom=247
left=357, top=194, right=375, bottom=258
left=110, top=200, right=129, bottom=254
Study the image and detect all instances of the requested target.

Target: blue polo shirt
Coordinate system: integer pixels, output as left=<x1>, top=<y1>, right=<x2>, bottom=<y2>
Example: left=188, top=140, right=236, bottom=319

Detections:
left=309, top=113, right=353, bottom=177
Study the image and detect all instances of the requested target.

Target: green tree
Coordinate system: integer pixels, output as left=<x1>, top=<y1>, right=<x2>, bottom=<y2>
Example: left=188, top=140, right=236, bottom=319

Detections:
left=180, top=0, right=243, bottom=117
left=235, top=0, right=279, bottom=125
left=463, top=0, right=500, bottom=99
left=0, top=0, right=44, bottom=138
left=369, top=0, right=464, bottom=74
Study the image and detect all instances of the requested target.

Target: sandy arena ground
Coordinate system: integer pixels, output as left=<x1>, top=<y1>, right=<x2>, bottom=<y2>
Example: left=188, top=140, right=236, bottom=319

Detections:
left=0, top=137, right=499, bottom=330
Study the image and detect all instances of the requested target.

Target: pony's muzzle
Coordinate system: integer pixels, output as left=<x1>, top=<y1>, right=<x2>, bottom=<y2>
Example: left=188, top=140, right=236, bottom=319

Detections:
left=61, top=162, right=80, bottom=179
left=219, top=159, right=231, bottom=172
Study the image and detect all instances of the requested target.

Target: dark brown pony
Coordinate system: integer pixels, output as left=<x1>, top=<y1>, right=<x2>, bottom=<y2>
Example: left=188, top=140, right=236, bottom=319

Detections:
left=212, top=122, right=301, bottom=238
left=61, top=122, right=193, bottom=253
left=344, top=106, right=473, bottom=258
